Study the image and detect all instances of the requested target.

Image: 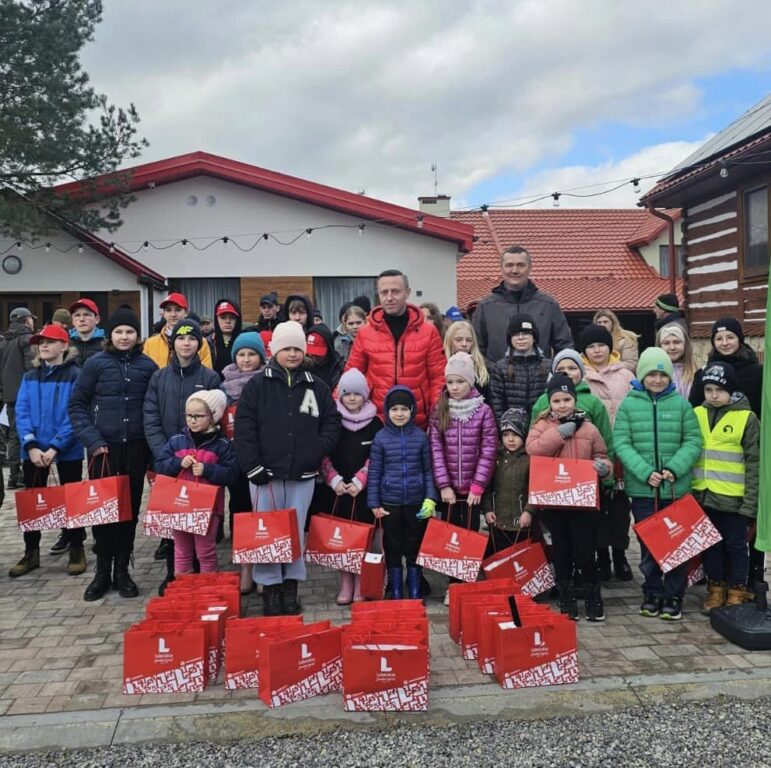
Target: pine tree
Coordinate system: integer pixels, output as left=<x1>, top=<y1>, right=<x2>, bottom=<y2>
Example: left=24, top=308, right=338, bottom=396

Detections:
left=0, top=0, right=147, bottom=237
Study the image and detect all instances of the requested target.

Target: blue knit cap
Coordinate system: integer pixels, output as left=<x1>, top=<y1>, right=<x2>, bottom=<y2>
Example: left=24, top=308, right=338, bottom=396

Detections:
left=231, top=331, right=266, bottom=361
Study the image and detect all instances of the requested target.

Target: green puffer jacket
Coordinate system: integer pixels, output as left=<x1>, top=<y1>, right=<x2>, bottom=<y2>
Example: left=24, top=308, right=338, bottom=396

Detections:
left=531, top=380, right=614, bottom=485
left=692, top=394, right=760, bottom=519
left=613, top=382, right=702, bottom=500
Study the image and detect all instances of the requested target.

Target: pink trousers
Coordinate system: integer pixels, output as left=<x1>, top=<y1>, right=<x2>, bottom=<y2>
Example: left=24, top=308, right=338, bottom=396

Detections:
left=173, top=514, right=219, bottom=573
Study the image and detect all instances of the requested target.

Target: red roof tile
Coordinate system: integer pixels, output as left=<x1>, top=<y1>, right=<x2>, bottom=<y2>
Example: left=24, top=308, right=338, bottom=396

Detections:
left=453, top=208, right=681, bottom=311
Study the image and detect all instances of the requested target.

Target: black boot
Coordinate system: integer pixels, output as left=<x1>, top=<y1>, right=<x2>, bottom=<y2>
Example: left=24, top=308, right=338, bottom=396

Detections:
left=84, top=553, right=113, bottom=601
left=612, top=548, right=633, bottom=581
left=585, top=582, right=605, bottom=622
left=153, top=538, right=169, bottom=561
left=596, top=548, right=612, bottom=582
left=558, top=581, right=579, bottom=621
left=158, top=538, right=175, bottom=595
left=8, top=465, right=24, bottom=489
left=262, top=584, right=283, bottom=616
left=281, top=579, right=302, bottom=615
left=113, top=550, right=139, bottom=598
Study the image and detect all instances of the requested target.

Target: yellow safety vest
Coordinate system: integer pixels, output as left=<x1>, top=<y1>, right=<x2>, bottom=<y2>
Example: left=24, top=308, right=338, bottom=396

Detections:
left=692, top=407, right=750, bottom=497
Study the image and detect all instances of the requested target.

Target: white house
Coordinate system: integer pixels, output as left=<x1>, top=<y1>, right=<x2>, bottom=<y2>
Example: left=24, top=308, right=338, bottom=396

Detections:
left=0, top=153, right=473, bottom=335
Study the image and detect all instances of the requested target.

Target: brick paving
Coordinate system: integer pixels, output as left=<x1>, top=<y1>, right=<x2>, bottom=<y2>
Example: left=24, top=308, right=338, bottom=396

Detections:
left=1, top=469, right=769, bottom=718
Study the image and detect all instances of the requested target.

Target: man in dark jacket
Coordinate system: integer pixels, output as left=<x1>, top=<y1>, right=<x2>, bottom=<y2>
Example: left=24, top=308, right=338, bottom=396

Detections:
left=473, top=245, right=573, bottom=363
left=256, top=293, right=282, bottom=332
left=68, top=298, right=105, bottom=363
left=653, top=293, right=689, bottom=334
left=0, top=307, right=36, bottom=487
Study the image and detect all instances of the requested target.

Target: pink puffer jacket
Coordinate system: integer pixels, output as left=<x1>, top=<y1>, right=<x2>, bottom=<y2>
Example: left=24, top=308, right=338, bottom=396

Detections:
left=429, top=391, right=499, bottom=495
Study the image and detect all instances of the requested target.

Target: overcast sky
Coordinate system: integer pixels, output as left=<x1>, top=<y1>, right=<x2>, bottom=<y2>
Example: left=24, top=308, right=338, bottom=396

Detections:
left=81, top=1, right=771, bottom=210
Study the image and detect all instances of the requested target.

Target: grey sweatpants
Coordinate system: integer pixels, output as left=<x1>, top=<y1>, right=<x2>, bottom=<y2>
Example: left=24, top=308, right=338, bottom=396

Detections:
left=249, top=478, right=314, bottom=586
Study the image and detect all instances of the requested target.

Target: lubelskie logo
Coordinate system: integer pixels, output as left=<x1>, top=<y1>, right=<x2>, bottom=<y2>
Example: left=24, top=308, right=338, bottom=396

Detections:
left=154, top=636, right=174, bottom=664
left=376, top=654, right=396, bottom=682
left=299, top=641, right=316, bottom=670
left=513, top=560, right=524, bottom=575
left=329, top=526, right=344, bottom=547
left=380, top=656, right=393, bottom=673
left=253, top=516, right=269, bottom=540
left=531, top=629, right=549, bottom=658
left=301, top=643, right=312, bottom=660
left=446, top=531, right=461, bottom=553
left=36, top=493, right=46, bottom=507
left=175, top=484, right=190, bottom=507
left=158, top=637, right=170, bottom=654
left=555, top=463, right=571, bottom=484
left=88, top=484, right=98, bottom=499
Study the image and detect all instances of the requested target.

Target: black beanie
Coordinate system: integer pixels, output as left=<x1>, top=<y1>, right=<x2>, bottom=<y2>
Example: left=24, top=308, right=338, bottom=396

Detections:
left=655, top=293, right=680, bottom=312
left=171, top=318, right=203, bottom=349
left=580, top=324, right=613, bottom=353
left=106, top=306, right=140, bottom=335
left=385, top=388, right=414, bottom=413
left=507, top=313, right=539, bottom=345
left=702, top=362, right=738, bottom=395
left=338, top=301, right=353, bottom=322
left=352, top=295, right=372, bottom=314
left=711, top=317, right=744, bottom=345
left=547, top=373, right=576, bottom=400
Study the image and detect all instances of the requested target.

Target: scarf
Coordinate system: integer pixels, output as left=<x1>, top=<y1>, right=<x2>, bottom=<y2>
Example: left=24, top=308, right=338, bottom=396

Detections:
left=336, top=399, right=378, bottom=432
left=221, top=363, right=260, bottom=401
left=448, top=395, right=485, bottom=422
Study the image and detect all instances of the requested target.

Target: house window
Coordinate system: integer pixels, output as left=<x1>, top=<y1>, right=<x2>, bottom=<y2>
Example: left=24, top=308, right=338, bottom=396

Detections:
left=167, top=277, right=240, bottom=317
left=743, top=186, right=770, bottom=277
left=658, top=245, right=684, bottom=277
left=313, top=277, right=376, bottom=327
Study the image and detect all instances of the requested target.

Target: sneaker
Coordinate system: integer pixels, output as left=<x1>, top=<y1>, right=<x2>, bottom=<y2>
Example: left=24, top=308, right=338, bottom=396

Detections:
left=49, top=531, right=70, bottom=555
left=443, top=589, right=451, bottom=606
left=639, top=593, right=661, bottom=617
left=659, top=597, right=683, bottom=621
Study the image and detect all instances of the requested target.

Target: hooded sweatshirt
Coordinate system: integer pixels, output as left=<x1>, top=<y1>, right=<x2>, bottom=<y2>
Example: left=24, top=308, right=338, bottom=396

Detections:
left=211, top=298, right=243, bottom=375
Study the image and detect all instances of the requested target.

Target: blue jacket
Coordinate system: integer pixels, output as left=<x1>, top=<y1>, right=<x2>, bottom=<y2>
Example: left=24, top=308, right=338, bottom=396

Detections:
left=156, top=429, right=238, bottom=488
left=68, top=347, right=158, bottom=454
left=143, top=355, right=222, bottom=461
left=367, top=385, right=437, bottom=508
left=15, top=353, right=82, bottom=461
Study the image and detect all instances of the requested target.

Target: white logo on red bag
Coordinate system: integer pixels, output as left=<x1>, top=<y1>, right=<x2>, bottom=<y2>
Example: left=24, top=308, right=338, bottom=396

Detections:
left=258, top=518, right=268, bottom=531
left=533, top=631, right=545, bottom=646
left=158, top=637, right=170, bottom=653
left=88, top=485, right=98, bottom=499
left=513, top=560, right=524, bottom=574
left=376, top=655, right=396, bottom=682
left=555, top=463, right=571, bottom=484
left=301, top=643, right=312, bottom=660
left=36, top=493, right=46, bottom=507
left=531, top=630, right=549, bottom=658
left=380, top=657, right=393, bottom=672
left=228, top=412, right=235, bottom=424
left=663, top=516, right=677, bottom=531
left=332, top=527, right=343, bottom=542
left=299, top=642, right=315, bottom=670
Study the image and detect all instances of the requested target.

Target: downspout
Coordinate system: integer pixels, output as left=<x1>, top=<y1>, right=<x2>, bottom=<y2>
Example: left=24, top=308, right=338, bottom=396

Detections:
left=646, top=206, right=677, bottom=296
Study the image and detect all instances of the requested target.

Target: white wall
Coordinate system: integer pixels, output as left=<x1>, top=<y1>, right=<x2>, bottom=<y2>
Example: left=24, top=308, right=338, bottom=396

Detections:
left=92, top=177, right=460, bottom=309
left=639, top=226, right=683, bottom=273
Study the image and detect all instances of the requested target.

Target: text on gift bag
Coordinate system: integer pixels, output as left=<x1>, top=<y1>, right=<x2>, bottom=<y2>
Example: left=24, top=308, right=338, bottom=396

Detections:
left=528, top=456, right=599, bottom=510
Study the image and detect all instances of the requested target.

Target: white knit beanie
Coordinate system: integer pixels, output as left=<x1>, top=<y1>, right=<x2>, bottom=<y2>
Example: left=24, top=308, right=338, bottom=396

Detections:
left=338, top=367, right=370, bottom=398
left=270, top=320, right=307, bottom=356
left=444, top=351, right=476, bottom=387
left=187, top=390, right=227, bottom=424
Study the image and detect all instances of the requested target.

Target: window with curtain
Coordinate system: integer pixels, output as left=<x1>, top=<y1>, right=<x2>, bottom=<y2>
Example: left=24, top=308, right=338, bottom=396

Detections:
left=743, top=186, right=769, bottom=277
left=313, top=277, right=377, bottom=328
left=658, top=245, right=684, bottom=277
left=167, top=277, right=241, bottom=318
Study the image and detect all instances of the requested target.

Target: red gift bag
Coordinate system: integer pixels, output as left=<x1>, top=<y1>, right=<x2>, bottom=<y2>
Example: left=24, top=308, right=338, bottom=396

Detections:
left=482, top=538, right=555, bottom=596
left=633, top=494, right=722, bottom=574
left=687, top=555, right=705, bottom=586
left=342, top=638, right=429, bottom=711
left=220, top=405, right=237, bottom=440
left=145, top=474, right=218, bottom=536
left=64, top=474, right=132, bottom=528
left=528, top=455, right=599, bottom=510
left=305, top=512, right=374, bottom=574
left=359, top=551, right=387, bottom=599
left=232, top=509, right=301, bottom=563
left=15, top=484, right=67, bottom=531
left=494, top=617, right=578, bottom=689
left=123, top=624, right=207, bottom=694
left=416, top=510, right=488, bottom=582
left=448, top=578, right=518, bottom=644
left=258, top=623, right=343, bottom=708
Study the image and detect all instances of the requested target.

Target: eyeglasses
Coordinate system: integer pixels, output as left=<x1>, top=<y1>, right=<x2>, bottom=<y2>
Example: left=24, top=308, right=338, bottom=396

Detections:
left=185, top=413, right=208, bottom=421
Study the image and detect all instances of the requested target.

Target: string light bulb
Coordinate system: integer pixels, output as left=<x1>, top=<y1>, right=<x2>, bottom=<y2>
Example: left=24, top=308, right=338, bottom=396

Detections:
left=481, top=204, right=489, bottom=218
left=77, top=245, right=83, bottom=254
left=143, top=241, right=149, bottom=251
left=222, top=236, right=229, bottom=246
left=16, top=241, right=22, bottom=250
left=45, top=243, right=51, bottom=252
left=632, top=178, right=641, bottom=194
left=719, top=163, right=729, bottom=179
left=416, top=215, right=424, bottom=229
left=181, top=239, right=187, bottom=249
left=109, top=243, right=115, bottom=254
left=358, top=224, right=365, bottom=236
left=552, top=193, right=560, bottom=208
left=305, top=228, right=313, bottom=239
left=262, top=233, right=269, bottom=240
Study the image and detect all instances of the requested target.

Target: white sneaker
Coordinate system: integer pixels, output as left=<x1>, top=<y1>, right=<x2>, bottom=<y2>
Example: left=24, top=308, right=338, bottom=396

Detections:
left=444, top=589, right=451, bottom=606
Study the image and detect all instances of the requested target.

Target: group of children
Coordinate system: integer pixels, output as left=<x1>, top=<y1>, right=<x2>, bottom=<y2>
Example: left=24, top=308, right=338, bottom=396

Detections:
left=7, top=294, right=761, bottom=627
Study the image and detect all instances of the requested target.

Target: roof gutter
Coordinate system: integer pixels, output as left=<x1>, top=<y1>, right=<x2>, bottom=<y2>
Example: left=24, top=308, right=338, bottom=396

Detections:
left=646, top=205, right=677, bottom=295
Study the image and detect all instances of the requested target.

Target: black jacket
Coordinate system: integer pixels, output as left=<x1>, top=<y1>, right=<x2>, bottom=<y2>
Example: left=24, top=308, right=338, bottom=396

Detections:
left=308, top=323, right=344, bottom=390
left=0, top=321, right=34, bottom=403
left=68, top=347, right=158, bottom=454
left=689, top=344, right=763, bottom=418
left=234, top=359, right=341, bottom=482
left=69, top=328, right=106, bottom=364
left=211, top=297, right=243, bottom=375
left=143, top=355, right=223, bottom=460
left=282, top=294, right=314, bottom=332
left=489, top=348, right=551, bottom=422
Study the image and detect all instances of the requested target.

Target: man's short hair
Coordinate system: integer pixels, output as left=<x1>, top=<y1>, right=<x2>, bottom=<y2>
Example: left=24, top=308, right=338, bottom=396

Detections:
left=377, top=269, right=410, bottom=290
left=501, top=245, right=532, bottom=266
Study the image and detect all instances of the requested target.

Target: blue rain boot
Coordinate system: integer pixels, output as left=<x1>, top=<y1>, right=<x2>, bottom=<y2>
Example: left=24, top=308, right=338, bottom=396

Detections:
left=388, top=567, right=403, bottom=599
left=406, top=566, right=422, bottom=599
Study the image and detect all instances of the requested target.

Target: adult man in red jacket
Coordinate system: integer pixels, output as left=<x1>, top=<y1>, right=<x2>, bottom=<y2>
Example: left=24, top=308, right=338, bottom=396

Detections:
left=346, top=270, right=445, bottom=429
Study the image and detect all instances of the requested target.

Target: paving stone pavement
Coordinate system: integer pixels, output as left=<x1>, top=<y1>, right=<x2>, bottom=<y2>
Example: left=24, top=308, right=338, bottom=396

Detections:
left=1, top=467, right=769, bottom=721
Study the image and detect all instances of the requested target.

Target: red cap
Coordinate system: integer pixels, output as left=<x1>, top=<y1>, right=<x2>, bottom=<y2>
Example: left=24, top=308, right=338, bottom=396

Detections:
left=160, top=292, right=188, bottom=310
left=259, top=330, right=273, bottom=356
left=31, top=324, right=70, bottom=345
left=68, top=298, right=100, bottom=315
left=306, top=332, right=328, bottom=356
left=215, top=301, right=240, bottom=317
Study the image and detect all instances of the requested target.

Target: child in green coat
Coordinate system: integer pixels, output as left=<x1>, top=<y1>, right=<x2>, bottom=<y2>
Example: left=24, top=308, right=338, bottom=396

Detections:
left=614, top=347, right=702, bottom=621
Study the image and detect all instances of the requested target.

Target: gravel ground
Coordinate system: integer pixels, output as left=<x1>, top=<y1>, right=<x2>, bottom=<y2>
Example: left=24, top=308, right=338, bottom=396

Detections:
left=5, top=696, right=771, bottom=767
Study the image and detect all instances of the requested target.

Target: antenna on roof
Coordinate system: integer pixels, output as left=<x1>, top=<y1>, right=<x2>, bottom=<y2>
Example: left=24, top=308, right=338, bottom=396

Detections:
left=431, top=162, right=438, bottom=197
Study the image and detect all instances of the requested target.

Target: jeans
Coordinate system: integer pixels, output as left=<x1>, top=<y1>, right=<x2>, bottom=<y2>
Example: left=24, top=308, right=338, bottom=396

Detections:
left=701, top=506, right=749, bottom=586
left=250, top=479, right=314, bottom=586
left=631, top=497, right=686, bottom=599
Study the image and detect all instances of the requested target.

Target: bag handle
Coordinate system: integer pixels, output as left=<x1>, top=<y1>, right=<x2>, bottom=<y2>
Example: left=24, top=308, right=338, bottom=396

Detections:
left=87, top=452, right=112, bottom=480
left=489, top=523, right=527, bottom=553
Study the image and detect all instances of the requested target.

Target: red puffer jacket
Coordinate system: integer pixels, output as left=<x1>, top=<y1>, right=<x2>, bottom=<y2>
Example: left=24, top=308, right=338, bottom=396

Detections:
left=429, top=391, right=499, bottom=495
left=345, top=304, right=445, bottom=429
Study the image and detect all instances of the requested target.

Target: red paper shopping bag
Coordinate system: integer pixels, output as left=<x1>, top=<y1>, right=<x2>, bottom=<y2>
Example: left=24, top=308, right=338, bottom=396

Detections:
left=359, top=551, right=386, bottom=599
left=342, top=637, right=429, bottom=711
left=687, top=555, right=705, bottom=586
left=448, top=578, right=519, bottom=644
left=305, top=513, right=374, bottom=574
left=633, top=494, right=722, bottom=574
left=482, top=539, right=555, bottom=596
left=64, top=474, right=132, bottom=528
left=15, top=485, right=67, bottom=531
left=258, top=623, right=343, bottom=708
left=494, top=616, right=578, bottom=689
left=123, top=624, right=207, bottom=694
left=528, top=455, right=599, bottom=510
left=145, top=475, right=218, bottom=536
left=416, top=517, right=488, bottom=582
left=232, top=509, right=301, bottom=563
left=220, top=405, right=237, bottom=440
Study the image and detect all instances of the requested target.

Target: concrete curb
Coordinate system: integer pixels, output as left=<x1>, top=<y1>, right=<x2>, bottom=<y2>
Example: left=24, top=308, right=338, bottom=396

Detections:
left=2, top=668, right=771, bottom=754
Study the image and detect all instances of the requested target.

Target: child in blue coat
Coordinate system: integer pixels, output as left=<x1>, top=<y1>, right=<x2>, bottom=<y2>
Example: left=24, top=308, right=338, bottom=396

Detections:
left=368, top=386, right=437, bottom=599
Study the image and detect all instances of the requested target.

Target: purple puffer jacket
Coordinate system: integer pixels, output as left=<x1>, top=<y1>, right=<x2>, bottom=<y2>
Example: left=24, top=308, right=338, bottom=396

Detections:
left=429, top=390, right=499, bottom=495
